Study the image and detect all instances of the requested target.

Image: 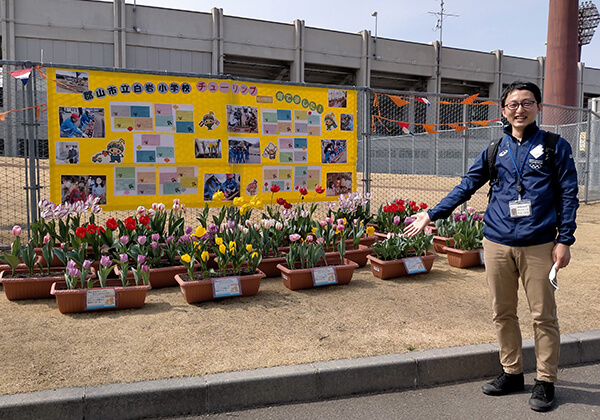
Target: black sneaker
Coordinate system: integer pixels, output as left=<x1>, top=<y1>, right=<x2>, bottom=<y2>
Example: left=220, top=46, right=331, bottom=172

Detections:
left=482, top=372, right=525, bottom=395
left=529, top=379, right=555, bottom=412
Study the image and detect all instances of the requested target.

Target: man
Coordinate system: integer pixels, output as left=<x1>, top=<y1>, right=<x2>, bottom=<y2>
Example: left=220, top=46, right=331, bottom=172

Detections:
left=404, top=81, right=579, bottom=412
left=60, top=113, right=87, bottom=138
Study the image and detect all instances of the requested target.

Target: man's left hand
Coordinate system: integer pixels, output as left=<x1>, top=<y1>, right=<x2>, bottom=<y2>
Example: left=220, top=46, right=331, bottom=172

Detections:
left=553, top=243, right=571, bottom=271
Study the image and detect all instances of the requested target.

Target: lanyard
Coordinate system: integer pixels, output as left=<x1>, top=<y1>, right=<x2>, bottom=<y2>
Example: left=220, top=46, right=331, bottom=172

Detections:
left=506, top=131, right=540, bottom=198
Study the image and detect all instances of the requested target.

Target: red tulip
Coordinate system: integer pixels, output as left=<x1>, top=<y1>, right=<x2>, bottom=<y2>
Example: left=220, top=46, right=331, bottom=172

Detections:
left=124, top=216, right=137, bottom=231
left=139, top=215, right=150, bottom=226
left=395, top=199, right=405, bottom=206
left=420, top=202, right=428, bottom=209
left=315, top=185, right=325, bottom=194
left=75, top=227, right=87, bottom=239
left=277, top=198, right=286, bottom=206
left=106, top=218, right=118, bottom=230
left=86, top=224, right=97, bottom=234
left=283, top=202, right=292, bottom=209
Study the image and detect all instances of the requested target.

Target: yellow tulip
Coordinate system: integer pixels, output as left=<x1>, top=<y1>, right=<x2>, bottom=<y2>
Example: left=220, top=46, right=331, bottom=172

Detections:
left=201, top=251, right=209, bottom=262
left=195, top=226, right=207, bottom=238
left=312, top=227, right=317, bottom=235
left=212, top=191, right=225, bottom=201
left=251, top=252, right=258, bottom=259
left=240, top=203, right=251, bottom=215
left=233, top=197, right=245, bottom=207
left=246, top=244, right=252, bottom=252
left=181, top=254, right=191, bottom=263
left=219, top=244, right=226, bottom=254
left=215, top=237, right=223, bottom=246
left=366, top=226, right=375, bottom=236
left=229, top=241, right=236, bottom=251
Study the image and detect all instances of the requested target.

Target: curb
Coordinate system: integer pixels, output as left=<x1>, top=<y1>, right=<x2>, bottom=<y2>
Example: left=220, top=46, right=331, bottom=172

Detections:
left=1, top=329, right=599, bottom=420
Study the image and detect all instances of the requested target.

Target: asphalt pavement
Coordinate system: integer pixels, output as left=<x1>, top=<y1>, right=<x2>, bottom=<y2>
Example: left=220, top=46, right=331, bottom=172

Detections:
left=181, top=363, right=600, bottom=420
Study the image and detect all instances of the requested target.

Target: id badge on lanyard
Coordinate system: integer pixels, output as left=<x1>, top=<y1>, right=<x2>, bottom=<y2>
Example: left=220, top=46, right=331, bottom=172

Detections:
left=506, top=134, right=539, bottom=219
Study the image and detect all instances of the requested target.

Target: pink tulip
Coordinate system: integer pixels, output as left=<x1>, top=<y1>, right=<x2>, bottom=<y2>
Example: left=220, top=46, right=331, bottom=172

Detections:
left=289, top=233, right=301, bottom=242
left=11, top=225, right=21, bottom=236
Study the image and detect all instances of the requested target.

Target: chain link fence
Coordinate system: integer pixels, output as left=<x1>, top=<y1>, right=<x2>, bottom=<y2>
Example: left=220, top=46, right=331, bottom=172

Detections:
left=1, top=61, right=599, bottom=246
left=358, top=88, right=600, bottom=216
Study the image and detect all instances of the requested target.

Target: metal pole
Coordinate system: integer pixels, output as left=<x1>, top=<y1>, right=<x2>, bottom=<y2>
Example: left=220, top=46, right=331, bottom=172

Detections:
left=585, top=109, right=592, bottom=203
left=361, top=89, right=371, bottom=194
left=461, top=102, right=469, bottom=211
left=25, top=64, right=38, bottom=232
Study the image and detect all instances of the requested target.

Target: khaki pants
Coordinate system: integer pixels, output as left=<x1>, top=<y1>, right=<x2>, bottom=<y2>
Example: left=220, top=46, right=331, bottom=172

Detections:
left=482, top=238, right=559, bottom=382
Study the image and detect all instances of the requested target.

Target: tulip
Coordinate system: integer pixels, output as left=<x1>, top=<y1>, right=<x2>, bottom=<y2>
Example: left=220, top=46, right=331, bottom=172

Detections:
left=151, top=241, right=158, bottom=250
left=275, top=222, right=283, bottom=230
left=181, top=254, right=191, bottom=263
left=43, top=234, right=51, bottom=244
left=246, top=244, right=253, bottom=252
left=316, top=237, right=325, bottom=244
left=201, top=251, right=209, bottom=262
left=137, top=255, right=146, bottom=264
left=68, top=267, right=80, bottom=277
left=166, top=235, right=174, bottom=244
left=83, top=260, right=92, bottom=269
left=315, top=185, right=325, bottom=194
left=11, top=225, right=22, bottom=236
left=215, top=237, right=223, bottom=246
left=141, top=264, right=149, bottom=273
left=306, top=235, right=314, bottom=243
left=289, top=233, right=301, bottom=242
left=137, top=206, right=146, bottom=214
left=100, top=255, right=111, bottom=267
left=67, top=260, right=77, bottom=270
left=219, top=244, right=226, bottom=254
left=137, top=235, right=147, bottom=245
left=195, top=226, right=207, bottom=238
left=270, top=184, right=281, bottom=193
left=227, top=220, right=236, bottom=229
left=251, top=252, right=259, bottom=259
left=185, top=226, right=193, bottom=235
left=366, top=226, right=375, bottom=236
left=151, top=233, right=160, bottom=242
left=120, top=235, right=129, bottom=245
left=393, top=216, right=401, bottom=226
left=229, top=241, right=236, bottom=251
left=119, top=254, right=128, bottom=263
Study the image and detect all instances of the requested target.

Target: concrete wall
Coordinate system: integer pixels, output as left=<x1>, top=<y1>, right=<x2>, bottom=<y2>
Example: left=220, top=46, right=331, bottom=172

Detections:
left=3, top=0, right=600, bottom=102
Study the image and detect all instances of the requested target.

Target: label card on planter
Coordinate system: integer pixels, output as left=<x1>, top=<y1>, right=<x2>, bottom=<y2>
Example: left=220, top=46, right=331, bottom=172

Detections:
left=402, top=257, right=427, bottom=274
left=312, top=266, right=338, bottom=286
left=479, top=250, right=485, bottom=265
left=212, top=277, right=242, bottom=298
left=86, top=288, right=116, bottom=310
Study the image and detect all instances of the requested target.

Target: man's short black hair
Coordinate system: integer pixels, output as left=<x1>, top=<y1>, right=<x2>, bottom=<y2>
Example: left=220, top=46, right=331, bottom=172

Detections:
left=501, top=81, right=542, bottom=107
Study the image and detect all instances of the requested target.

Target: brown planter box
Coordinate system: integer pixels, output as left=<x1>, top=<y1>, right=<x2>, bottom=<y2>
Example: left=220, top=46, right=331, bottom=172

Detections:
left=174, top=270, right=265, bottom=304
left=433, top=236, right=455, bottom=254
left=114, top=264, right=189, bottom=288
left=258, top=256, right=288, bottom=278
left=367, top=252, right=437, bottom=280
left=276, top=257, right=358, bottom=291
left=443, top=246, right=484, bottom=268
left=50, top=279, right=151, bottom=314
left=1, top=269, right=66, bottom=300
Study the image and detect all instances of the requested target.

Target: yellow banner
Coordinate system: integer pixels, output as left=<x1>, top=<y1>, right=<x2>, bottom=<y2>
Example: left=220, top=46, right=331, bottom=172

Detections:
left=46, top=68, right=357, bottom=211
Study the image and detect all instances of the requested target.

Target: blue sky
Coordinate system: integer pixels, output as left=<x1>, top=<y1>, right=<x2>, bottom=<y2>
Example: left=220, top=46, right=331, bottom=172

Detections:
left=127, top=0, right=600, bottom=69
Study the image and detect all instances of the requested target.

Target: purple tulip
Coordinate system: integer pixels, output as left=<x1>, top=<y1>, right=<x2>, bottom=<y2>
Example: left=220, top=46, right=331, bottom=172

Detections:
left=227, top=220, right=236, bottom=229
left=141, top=264, right=149, bottom=273
left=120, top=235, right=129, bottom=245
left=185, top=226, right=193, bottom=235
left=208, top=224, right=219, bottom=234
left=119, top=254, right=128, bottom=263
left=67, top=260, right=76, bottom=270
left=461, top=214, right=467, bottom=222
left=68, top=267, right=79, bottom=277
left=151, top=233, right=160, bottom=242
left=137, top=235, right=147, bottom=245
left=82, top=260, right=92, bottom=269
left=393, top=215, right=401, bottom=226
left=454, top=214, right=461, bottom=222
left=151, top=241, right=158, bottom=250
left=166, top=235, right=174, bottom=245
left=100, top=255, right=111, bottom=267
left=137, top=255, right=146, bottom=264
left=11, top=225, right=21, bottom=236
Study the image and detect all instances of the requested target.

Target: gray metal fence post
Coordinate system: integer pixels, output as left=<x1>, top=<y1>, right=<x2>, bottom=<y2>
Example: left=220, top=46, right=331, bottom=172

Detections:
left=25, top=64, right=39, bottom=233
left=361, top=89, right=371, bottom=194
left=585, top=109, right=592, bottom=204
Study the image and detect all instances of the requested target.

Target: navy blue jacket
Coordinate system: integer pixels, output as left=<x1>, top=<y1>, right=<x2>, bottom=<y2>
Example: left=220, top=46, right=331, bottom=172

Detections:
left=428, top=123, right=579, bottom=246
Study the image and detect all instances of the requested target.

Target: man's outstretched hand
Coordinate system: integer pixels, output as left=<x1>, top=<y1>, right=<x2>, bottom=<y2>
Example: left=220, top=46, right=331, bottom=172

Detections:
left=403, top=211, right=431, bottom=237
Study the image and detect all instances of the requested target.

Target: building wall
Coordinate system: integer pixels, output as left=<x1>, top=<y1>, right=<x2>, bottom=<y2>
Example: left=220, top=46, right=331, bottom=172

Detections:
left=3, top=0, right=600, bottom=103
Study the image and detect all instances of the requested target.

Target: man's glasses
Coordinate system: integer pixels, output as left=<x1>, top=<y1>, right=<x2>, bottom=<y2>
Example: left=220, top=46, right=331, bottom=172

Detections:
left=503, top=100, right=537, bottom=111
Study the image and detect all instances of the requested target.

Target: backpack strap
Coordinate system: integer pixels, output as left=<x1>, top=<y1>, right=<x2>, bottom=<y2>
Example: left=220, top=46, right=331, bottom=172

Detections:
left=486, top=137, right=502, bottom=201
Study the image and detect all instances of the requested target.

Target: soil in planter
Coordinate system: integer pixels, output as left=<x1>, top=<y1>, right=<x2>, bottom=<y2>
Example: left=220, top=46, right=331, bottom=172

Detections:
left=3, top=271, right=65, bottom=279
left=178, top=268, right=260, bottom=281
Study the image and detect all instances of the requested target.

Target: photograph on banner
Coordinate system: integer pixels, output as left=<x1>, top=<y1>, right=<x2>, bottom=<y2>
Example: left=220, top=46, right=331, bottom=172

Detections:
left=325, top=172, right=352, bottom=196
left=321, top=139, right=347, bottom=164
left=228, top=137, right=261, bottom=164
left=55, top=70, right=89, bottom=94
left=91, top=138, right=126, bottom=164
left=203, top=173, right=241, bottom=201
left=323, top=112, right=338, bottom=131
left=60, top=174, right=107, bottom=205
left=59, top=107, right=105, bottom=138
left=340, top=114, right=354, bottom=131
left=195, top=138, right=222, bottom=159
left=328, top=90, right=348, bottom=108
left=245, top=178, right=259, bottom=196
left=226, top=105, right=258, bottom=133
left=55, top=141, right=80, bottom=164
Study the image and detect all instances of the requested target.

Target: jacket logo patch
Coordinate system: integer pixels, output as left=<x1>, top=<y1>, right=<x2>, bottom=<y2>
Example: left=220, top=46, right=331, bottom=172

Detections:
left=530, top=144, right=544, bottom=159
left=499, top=150, right=508, bottom=157
left=529, top=158, right=543, bottom=170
